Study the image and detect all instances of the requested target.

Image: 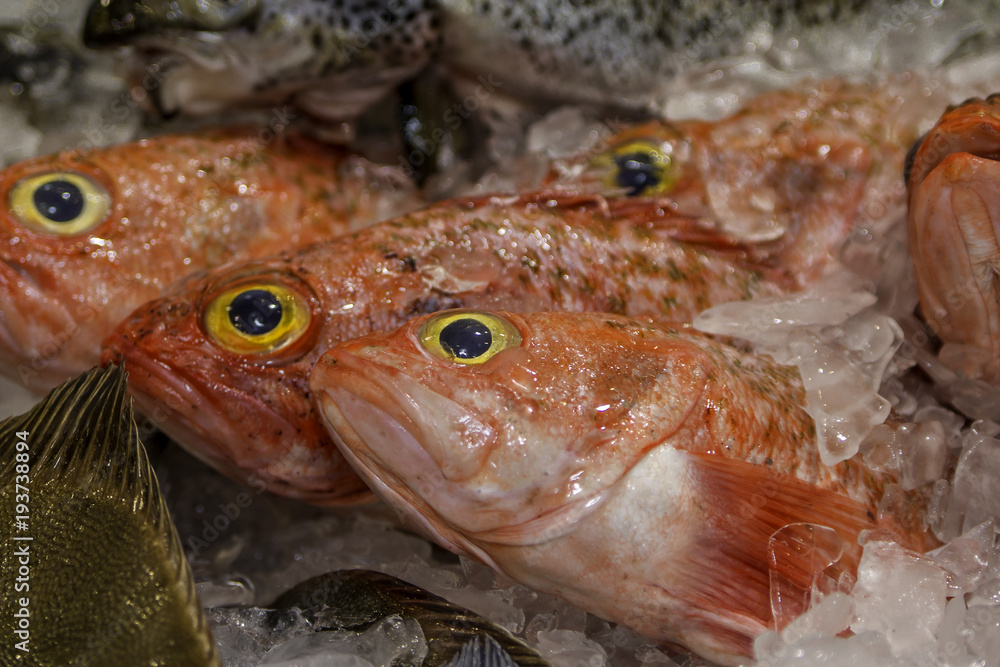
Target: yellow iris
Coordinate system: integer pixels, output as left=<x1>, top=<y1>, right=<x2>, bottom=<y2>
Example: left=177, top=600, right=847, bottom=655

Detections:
left=590, top=139, right=677, bottom=196
left=418, top=311, right=522, bottom=365
left=203, top=282, right=313, bottom=356
left=10, top=171, right=111, bottom=236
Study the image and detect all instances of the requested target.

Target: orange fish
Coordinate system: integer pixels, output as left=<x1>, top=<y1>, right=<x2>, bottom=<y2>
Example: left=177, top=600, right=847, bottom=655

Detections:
left=98, top=80, right=915, bottom=505
left=101, top=191, right=815, bottom=505
left=0, top=126, right=419, bottom=391
left=309, top=309, right=935, bottom=666
left=906, top=94, right=1000, bottom=358
left=542, top=79, right=916, bottom=275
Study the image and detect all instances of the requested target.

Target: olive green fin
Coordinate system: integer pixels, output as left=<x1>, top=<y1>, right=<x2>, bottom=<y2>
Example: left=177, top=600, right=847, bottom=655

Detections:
left=0, top=365, right=219, bottom=666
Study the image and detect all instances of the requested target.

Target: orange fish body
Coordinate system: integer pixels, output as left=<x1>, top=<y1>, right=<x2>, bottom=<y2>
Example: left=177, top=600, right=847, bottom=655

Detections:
left=99, top=80, right=919, bottom=505
left=0, top=126, right=418, bottom=391
left=101, top=192, right=810, bottom=505
left=309, top=309, right=935, bottom=665
left=906, top=95, right=1000, bottom=358
left=543, top=78, right=919, bottom=282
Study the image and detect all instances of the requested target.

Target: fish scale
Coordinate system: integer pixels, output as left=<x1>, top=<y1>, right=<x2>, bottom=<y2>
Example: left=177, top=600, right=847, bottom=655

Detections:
left=83, top=0, right=987, bottom=120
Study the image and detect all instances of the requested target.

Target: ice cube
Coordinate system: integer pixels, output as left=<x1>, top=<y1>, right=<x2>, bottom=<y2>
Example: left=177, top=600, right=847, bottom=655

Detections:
left=754, top=630, right=907, bottom=667
left=850, top=541, right=948, bottom=658
left=257, top=616, right=427, bottom=667
left=961, top=604, right=1000, bottom=667
left=941, top=433, right=1000, bottom=539
left=536, top=629, right=607, bottom=667
left=927, top=520, right=994, bottom=596
left=896, top=421, right=949, bottom=491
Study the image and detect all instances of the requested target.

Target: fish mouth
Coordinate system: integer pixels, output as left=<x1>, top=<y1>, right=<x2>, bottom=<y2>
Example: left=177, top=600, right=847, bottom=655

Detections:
left=83, top=0, right=261, bottom=48
left=102, top=335, right=372, bottom=505
left=909, top=151, right=1000, bottom=354
left=311, top=349, right=610, bottom=555
left=907, top=94, right=1000, bottom=197
left=113, top=36, right=262, bottom=117
left=0, top=259, right=84, bottom=392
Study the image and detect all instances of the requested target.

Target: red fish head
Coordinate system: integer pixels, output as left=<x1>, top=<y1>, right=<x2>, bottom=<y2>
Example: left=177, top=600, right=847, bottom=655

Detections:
left=0, top=127, right=403, bottom=392
left=906, top=94, right=1000, bottom=355
left=100, top=257, right=374, bottom=505
left=309, top=309, right=708, bottom=560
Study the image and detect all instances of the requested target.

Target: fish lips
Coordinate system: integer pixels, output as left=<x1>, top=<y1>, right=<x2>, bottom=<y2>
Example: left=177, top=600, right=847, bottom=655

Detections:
left=311, top=347, right=611, bottom=560
left=0, top=259, right=82, bottom=392
left=84, top=0, right=261, bottom=48
left=909, top=151, right=1000, bottom=353
left=907, top=94, right=1000, bottom=201
left=101, top=309, right=371, bottom=505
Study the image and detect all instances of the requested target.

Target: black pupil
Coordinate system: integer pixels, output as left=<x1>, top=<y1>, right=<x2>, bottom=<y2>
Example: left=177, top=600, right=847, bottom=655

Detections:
left=614, top=152, right=661, bottom=196
left=228, top=289, right=282, bottom=336
left=33, top=180, right=85, bottom=223
left=440, top=318, right=492, bottom=359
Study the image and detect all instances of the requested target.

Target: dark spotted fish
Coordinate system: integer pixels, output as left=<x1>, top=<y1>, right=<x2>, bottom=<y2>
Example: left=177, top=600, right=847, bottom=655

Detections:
left=268, top=569, right=549, bottom=666
left=0, top=364, right=218, bottom=666
left=82, top=0, right=988, bottom=121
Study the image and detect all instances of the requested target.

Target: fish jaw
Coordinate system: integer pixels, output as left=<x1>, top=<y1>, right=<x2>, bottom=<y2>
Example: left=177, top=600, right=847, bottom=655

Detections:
left=84, top=0, right=440, bottom=120
left=907, top=94, right=1000, bottom=207
left=910, top=152, right=1000, bottom=353
left=100, top=285, right=373, bottom=506
left=310, top=340, right=603, bottom=555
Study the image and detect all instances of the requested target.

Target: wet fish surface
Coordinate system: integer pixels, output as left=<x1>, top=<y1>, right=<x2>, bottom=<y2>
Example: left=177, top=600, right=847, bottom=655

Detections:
left=101, top=191, right=802, bottom=505
left=0, top=364, right=219, bottom=666
left=0, top=125, right=419, bottom=392
left=96, top=78, right=918, bottom=506
left=266, top=569, right=550, bottom=666
left=309, top=309, right=936, bottom=666
left=81, top=0, right=989, bottom=120
left=906, top=94, right=1000, bottom=361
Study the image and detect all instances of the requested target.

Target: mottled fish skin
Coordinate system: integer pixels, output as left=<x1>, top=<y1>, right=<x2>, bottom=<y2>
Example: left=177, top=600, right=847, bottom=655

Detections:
left=82, top=0, right=964, bottom=120
left=0, top=126, right=419, bottom=392
left=906, top=94, right=1000, bottom=358
left=541, top=78, right=918, bottom=278
left=84, top=0, right=442, bottom=120
left=101, top=191, right=802, bottom=505
left=268, top=569, right=550, bottom=666
left=0, top=365, right=218, bottom=666
left=308, top=310, right=936, bottom=666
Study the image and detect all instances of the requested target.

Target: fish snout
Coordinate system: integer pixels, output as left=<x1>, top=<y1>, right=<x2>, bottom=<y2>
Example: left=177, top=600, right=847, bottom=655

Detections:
left=909, top=151, right=1000, bottom=354
left=907, top=95, right=1000, bottom=198
left=84, top=0, right=260, bottom=47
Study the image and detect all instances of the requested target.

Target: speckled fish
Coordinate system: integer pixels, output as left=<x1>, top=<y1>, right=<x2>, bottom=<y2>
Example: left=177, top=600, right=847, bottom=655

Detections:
left=541, top=77, right=919, bottom=258
left=100, top=190, right=831, bottom=505
left=0, top=364, right=218, bottom=666
left=905, top=94, right=1000, bottom=357
left=266, top=569, right=550, bottom=666
left=0, top=126, right=419, bottom=392
left=81, top=0, right=972, bottom=121
left=308, top=309, right=936, bottom=666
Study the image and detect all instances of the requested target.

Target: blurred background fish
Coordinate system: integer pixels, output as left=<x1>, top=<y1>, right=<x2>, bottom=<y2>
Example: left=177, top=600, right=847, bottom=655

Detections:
left=263, top=569, right=550, bottom=666
left=0, top=364, right=219, bottom=666
left=906, top=94, right=1000, bottom=380
left=0, top=126, right=420, bottom=392
left=81, top=0, right=1000, bottom=124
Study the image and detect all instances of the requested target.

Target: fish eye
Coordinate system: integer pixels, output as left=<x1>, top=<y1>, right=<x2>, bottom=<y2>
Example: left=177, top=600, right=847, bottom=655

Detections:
left=418, top=311, right=522, bottom=365
left=9, top=171, right=111, bottom=236
left=592, top=140, right=676, bottom=196
left=203, top=281, right=313, bottom=356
